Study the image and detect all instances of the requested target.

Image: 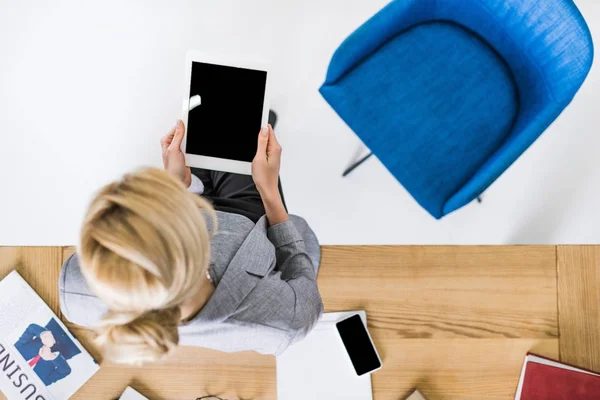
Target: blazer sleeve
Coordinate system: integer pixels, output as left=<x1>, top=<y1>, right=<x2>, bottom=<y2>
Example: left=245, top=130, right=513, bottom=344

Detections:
left=187, top=173, right=205, bottom=195
left=59, top=253, right=108, bottom=327
left=44, top=354, right=71, bottom=386
left=15, top=324, right=45, bottom=348
left=267, top=221, right=324, bottom=342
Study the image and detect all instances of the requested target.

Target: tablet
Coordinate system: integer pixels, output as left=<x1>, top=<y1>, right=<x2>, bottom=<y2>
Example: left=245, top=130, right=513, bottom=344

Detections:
left=181, top=51, right=270, bottom=175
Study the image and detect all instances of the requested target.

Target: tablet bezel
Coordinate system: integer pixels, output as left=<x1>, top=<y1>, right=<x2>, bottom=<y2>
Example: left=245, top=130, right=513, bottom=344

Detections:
left=181, top=51, right=271, bottom=175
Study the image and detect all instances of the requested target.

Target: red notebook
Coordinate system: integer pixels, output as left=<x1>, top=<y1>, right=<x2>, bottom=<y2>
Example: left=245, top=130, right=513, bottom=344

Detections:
left=515, top=353, right=600, bottom=400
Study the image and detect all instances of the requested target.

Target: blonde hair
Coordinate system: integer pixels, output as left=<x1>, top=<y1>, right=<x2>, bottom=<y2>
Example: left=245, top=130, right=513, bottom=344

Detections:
left=78, top=168, right=216, bottom=365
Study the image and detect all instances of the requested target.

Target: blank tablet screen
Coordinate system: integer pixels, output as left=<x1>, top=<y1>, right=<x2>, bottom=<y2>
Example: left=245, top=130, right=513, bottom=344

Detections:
left=186, top=62, right=267, bottom=163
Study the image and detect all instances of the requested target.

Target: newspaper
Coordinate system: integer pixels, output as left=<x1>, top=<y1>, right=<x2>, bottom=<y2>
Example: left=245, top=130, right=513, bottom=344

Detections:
left=0, top=271, right=99, bottom=399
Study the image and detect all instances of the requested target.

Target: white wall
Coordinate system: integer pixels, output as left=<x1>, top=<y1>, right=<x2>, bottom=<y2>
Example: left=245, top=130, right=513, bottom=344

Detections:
left=0, top=0, right=598, bottom=245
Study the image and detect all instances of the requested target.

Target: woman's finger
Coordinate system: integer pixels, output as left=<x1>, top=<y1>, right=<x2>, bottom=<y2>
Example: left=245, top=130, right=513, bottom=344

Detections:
left=161, top=134, right=173, bottom=153
left=267, top=125, right=282, bottom=159
left=169, top=120, right=185, bottom=150
left=267, top=125, right=280, bottom=146
left=255, top=126, right=269, bottom=158
left=161, top=125, right=177, bottom=152
left=163, top=124, right=176, bottom=140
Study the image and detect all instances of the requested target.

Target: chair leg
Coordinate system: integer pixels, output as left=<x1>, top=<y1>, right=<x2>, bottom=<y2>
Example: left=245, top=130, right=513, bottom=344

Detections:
left=342, top=153, right=373, bottom=177
left=477, top=196, right=483, bottom=203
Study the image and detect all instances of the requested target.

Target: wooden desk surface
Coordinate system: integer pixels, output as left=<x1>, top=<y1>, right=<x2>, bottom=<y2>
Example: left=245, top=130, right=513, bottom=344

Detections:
left=1, top=245, right=598, bottom=400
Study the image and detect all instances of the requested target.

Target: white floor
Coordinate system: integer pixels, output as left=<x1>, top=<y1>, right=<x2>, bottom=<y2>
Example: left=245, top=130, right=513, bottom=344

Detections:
left=1, top=0, right=599, bottom=245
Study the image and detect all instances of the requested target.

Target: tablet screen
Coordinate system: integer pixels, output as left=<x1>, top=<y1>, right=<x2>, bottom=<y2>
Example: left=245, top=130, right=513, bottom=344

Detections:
left=186, top=61, right=267, bottom=163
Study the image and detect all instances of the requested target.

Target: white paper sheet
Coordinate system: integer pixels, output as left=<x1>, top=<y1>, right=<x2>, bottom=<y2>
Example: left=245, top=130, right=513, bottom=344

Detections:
left=119, top=386, right=149, bottom=400
left=276, top=311, right=373, bottom=400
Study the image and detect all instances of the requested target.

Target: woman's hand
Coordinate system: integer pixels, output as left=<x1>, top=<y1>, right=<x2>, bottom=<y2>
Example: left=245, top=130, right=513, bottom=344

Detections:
left=161, top=120, right=191, bottom=187
left=252, top=125, right=288, bottom=225
left=252, top=124, right=281, bottom=197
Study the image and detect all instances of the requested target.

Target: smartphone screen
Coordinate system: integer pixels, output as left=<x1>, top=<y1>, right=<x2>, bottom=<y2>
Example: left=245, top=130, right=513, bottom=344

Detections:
left=336, top=314, right=382, bottom=376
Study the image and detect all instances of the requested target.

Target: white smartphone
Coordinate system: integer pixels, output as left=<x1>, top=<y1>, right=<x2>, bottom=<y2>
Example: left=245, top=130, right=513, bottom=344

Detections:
left=335, top=314, right=383, bottom=376
left=181, top=51, right=271, bottom=175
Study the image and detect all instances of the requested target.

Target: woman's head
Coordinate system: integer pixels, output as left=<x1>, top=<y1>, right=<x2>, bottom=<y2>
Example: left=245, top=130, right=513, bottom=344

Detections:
left=78, top=168, right=215, bottom=364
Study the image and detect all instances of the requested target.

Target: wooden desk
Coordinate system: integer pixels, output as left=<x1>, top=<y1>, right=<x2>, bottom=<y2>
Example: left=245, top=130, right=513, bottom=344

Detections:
left=1, top=246, right=598, bottom=400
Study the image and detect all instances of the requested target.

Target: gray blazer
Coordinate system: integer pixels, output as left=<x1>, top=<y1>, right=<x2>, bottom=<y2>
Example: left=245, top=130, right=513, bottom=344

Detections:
left=59, top=212, right=323, bottom=355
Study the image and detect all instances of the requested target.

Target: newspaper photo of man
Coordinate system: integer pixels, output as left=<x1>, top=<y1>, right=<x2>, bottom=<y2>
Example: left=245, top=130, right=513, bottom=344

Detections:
left=14, top=318, right=80, bottom=386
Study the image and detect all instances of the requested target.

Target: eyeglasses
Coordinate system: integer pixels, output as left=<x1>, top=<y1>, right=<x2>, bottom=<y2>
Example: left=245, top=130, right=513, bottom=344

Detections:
left=197, top=397, right=226, bottom=400
left=197, top=397, right=227, bottom=400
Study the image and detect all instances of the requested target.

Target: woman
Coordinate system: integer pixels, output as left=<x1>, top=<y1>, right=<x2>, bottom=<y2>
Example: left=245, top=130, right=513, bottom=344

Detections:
left=59, top=120, right=323, bottom=364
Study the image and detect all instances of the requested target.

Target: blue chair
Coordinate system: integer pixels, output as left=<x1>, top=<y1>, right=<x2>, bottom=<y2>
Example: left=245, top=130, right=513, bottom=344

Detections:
left=320, top=0, right=593, bottom=219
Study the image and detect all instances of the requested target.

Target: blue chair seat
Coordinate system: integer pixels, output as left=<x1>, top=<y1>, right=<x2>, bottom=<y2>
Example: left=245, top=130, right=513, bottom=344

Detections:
left=320, top=0, right=593, bottom=219
left=322, top=21, right=519, bottom=217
